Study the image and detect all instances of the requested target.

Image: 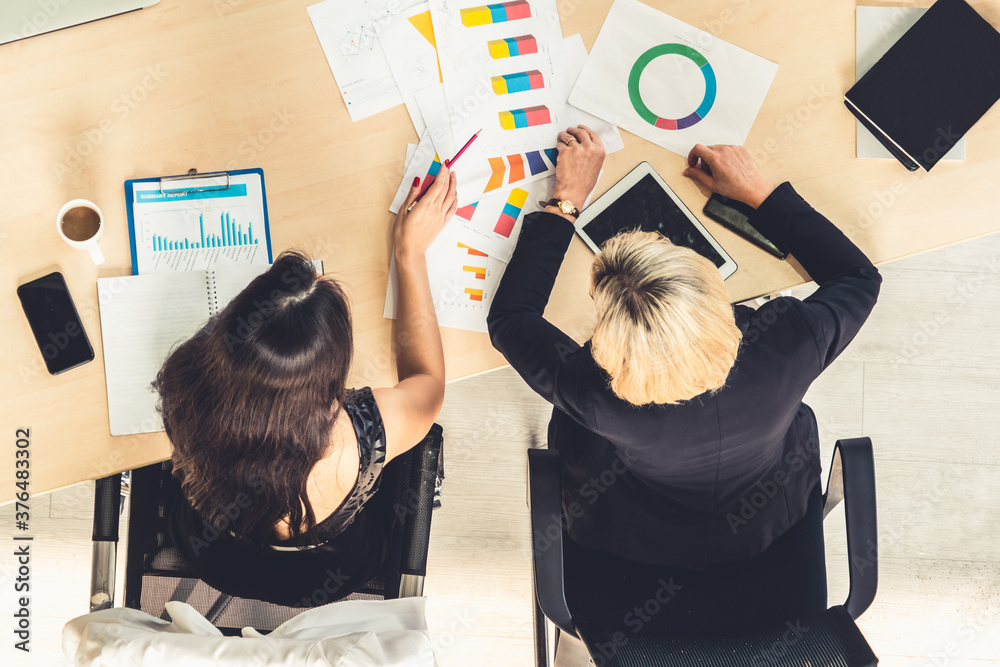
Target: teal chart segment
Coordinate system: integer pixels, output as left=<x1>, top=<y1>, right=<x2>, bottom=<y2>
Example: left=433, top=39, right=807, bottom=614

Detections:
left=628, top=43, right=717, bottom=130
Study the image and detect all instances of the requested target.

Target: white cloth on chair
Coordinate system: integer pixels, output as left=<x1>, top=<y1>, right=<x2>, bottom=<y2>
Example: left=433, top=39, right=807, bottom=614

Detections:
left=63, top=597, right=437, bottom=666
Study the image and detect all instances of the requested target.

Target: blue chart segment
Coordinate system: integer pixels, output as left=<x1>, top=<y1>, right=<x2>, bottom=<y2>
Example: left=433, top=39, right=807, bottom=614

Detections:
left=152, top=212, right=259, bottom=251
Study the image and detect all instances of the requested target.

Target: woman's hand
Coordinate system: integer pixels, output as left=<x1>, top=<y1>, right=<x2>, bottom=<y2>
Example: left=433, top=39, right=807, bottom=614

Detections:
left=550, top=125, right=605, bottom=215
left=394, top=167, right=458, bottom=261
left=683, top=144, right=775, bottom=208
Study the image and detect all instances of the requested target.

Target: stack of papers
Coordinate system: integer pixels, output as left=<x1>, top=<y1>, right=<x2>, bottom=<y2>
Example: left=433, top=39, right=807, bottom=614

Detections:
left=308, top=0, right=624, bottom=333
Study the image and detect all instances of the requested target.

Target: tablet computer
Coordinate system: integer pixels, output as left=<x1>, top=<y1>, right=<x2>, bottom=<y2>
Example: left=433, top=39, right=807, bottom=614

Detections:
left=574, top=162, right=737, bottom=280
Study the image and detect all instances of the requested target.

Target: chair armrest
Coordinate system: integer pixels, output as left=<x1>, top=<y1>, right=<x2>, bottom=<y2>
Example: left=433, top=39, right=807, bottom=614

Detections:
left=90, top=473, right=121, bottom=611
left=527, top=448, right=574, bottom=635
left=398, top=423, right=443, bottom=578
left=823, top=437, right=878, bottom=620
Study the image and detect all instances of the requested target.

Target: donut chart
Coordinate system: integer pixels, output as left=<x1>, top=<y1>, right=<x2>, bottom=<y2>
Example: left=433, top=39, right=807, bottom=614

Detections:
left=628, top=43, right=716, bottom=130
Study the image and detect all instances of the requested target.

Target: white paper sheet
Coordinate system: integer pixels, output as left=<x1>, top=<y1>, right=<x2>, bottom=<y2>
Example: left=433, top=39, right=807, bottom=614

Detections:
left=856, top=6, right=964, bottom=161
left=307, top=0, right=424, bottom=122
left=450, top=175, right=553, bottom=262
left=379, top=4, right=443, bottom=135
left=390, top=130, right=442, bottom=214
left=407, top=35, right=623, bottom=206
left=383, top=222, right=506, bottom=333
left=568, top=0, right=777, bottom=158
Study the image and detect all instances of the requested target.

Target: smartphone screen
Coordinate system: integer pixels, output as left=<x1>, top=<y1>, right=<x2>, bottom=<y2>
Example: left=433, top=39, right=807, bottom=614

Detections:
left=17, top=272, right=95, bottom=375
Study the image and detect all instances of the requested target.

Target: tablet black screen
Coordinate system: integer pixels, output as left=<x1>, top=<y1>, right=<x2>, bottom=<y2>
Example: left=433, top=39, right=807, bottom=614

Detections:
left=580, top=174, right=726, bottom=268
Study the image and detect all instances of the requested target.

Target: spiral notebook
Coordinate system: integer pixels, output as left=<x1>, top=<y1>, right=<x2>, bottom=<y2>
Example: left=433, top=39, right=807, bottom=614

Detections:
left=97, top=261, right=321, bottom=436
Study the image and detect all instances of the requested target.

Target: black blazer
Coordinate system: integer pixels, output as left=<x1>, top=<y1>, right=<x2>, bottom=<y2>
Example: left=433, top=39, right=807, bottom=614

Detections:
left=487, top=183, right=881, bottom=569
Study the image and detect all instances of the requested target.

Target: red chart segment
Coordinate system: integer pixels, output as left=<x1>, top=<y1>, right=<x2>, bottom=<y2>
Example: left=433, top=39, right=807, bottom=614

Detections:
left=456, top=203, right=479, bottom=220
left=494, top=188, right=529, bottom=238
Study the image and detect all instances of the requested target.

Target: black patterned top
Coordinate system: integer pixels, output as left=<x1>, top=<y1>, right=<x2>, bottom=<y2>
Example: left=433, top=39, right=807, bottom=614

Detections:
left=268, top=387, right=387, bottom=550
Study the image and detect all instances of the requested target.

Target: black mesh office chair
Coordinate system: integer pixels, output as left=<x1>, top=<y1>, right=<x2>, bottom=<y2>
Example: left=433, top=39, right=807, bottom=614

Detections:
left=527, top=437, right=879, bottom=667
left=90, top=424, right=443, bottom=634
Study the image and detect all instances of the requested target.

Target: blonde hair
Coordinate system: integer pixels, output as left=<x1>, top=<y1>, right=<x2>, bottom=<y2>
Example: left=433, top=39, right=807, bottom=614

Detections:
left=590, top=231, right=741, bottom=405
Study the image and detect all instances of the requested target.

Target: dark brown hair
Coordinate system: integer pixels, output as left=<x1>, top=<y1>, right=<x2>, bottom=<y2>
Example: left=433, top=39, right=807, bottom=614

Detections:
left=155, top=251, right=353, bottom=544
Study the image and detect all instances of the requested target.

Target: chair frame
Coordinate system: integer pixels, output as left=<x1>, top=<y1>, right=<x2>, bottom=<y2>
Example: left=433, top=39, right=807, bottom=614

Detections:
left=91, top=424, right=443, bottom=623
left=527, top=437, right=878, bottom=666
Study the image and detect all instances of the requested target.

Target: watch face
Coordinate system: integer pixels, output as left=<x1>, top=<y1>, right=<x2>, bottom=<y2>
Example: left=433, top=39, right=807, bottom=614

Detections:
left=560, top=200, right=575, bottom=214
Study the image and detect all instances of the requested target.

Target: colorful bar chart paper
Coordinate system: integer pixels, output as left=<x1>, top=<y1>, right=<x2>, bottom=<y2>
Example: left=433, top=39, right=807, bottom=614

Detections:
left=418, top=155, right=443, bottom=197
left=462, top=264, right=487, bottom=279
left=458, top=241, right=488, bottom=257
left=483, top=147, right=558, bottom=193
left=461, top=0, right=531, bottom=27
left=488, top=34, right=538, bottom=59
left=152, top=212, right=259, bottom=252
left=456, top=203, right=479, bottom=221
left=498, top=105, right=551, bottom=130
left=491, top=69, right=544, bottom=94
left=465, top=288, right=484, bottom=302
left=494, top=188, right=529, bottom=237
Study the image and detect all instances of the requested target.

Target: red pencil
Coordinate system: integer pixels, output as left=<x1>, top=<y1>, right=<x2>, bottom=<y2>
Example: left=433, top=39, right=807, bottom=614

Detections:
left=411, top=129, right=482, bottom=207
left=445, top=128, right=482, bottom=169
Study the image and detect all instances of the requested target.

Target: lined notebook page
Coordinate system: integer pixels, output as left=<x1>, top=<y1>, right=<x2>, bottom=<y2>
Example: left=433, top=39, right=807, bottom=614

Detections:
left=97, top=271, right=210, bottom=436
left=98, top=261, right=324, bottom=436
left=210, top=264, right=273, bottom=314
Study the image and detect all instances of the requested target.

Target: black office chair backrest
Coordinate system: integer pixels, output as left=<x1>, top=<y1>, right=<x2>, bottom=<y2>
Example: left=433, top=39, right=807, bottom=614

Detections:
left=576, top=606, right=878, bottom=667
left=121, top=424, right=442, bottom=633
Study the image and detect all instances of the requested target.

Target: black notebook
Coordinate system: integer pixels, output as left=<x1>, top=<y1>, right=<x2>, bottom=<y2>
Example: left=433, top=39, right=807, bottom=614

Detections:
left=845, top=0, right=1000, bottom=171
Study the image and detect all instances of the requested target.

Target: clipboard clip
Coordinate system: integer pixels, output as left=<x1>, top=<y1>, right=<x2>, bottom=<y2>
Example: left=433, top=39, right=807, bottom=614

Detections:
left=159, top=168, right=231, bottom=195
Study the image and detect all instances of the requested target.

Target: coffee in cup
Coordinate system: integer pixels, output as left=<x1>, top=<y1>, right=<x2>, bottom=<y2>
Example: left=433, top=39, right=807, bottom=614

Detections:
left=57, top=199, right=105, bottom=265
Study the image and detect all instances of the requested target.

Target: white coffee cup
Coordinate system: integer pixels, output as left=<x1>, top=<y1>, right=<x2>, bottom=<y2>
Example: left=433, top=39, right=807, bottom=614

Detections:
left=57, top=199, right=105, bottom=265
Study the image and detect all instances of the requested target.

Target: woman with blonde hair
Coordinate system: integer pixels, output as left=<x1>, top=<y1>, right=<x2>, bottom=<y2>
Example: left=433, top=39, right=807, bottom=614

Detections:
left=488, top=130, right=881, bottom=633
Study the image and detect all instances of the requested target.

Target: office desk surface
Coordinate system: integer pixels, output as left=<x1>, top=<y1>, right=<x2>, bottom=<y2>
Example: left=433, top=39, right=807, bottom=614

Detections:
left=3, top=0, right=1000, bottom=501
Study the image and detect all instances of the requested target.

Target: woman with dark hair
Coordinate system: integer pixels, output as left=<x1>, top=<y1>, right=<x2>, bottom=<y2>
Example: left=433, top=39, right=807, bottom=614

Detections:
left=156, top=168, right=458, bottom=606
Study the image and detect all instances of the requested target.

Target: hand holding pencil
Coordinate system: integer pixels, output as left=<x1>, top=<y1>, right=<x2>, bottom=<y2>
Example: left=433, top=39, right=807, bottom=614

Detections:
left=407, top=129, right=481, bottom=212
left=395, top=165, right=458, bottom=261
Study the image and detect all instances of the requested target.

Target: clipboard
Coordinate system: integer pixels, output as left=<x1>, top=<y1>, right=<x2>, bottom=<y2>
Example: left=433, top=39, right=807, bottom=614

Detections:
left=124, top=168, right=273, bottom=275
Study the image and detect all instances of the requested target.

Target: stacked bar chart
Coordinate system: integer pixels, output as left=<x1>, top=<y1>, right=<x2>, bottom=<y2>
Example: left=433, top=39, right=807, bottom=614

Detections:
left=151, top=212, right=258, bottom=251
left=491, top=69, right=544, bottom=94
left=488, top=35, right=538, bottom=59
left=461, top=0, right=531, bottom=27
left=494, top=188, right=528, bottom=237
left=418, top=155, right=444, bottom=196
left=498, top=104, right=550, bottom=130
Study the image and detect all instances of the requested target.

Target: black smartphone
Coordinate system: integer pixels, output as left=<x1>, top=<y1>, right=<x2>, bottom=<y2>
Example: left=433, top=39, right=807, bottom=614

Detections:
left=703, top=193, right=789, bottom=260
left=17, top=272, right=95, bottom=375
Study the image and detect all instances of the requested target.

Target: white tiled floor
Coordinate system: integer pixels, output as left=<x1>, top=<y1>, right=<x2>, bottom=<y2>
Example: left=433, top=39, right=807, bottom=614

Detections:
left=3, top=234, right=1000, bottom=666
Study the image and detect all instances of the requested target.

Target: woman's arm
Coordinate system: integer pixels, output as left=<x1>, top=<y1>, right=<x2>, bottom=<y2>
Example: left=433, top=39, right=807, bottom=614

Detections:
left=374, top=169, right=457, bottom=462
left=487, top=126, right=605, bottom=418
left=684, top=144, right=881, bottom=368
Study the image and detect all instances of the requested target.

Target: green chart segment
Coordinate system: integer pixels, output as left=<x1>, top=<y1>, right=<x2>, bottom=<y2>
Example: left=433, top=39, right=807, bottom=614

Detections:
left=628, top=43, right=716, bottom=130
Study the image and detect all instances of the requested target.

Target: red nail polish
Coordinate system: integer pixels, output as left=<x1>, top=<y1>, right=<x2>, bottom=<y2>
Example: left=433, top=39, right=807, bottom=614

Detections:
left=444, top=159, right=450, bottom=168
left=413, top=177, right=420, bottom=187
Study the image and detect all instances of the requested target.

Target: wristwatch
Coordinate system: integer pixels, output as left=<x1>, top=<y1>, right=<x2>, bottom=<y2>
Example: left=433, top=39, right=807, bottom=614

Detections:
left=540, top=198, right=580, bottom=219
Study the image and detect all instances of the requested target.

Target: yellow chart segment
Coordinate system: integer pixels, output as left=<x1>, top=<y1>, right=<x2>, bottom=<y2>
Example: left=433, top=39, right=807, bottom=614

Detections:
left=498, top=110, right=516, bottom=130
left=460, top=7, right=493, bottom=26
left=408, top=10, right=443, bottom=83
left=508, top=187, right=529, bottom=208
left=488, top=39, right=511, bottom=59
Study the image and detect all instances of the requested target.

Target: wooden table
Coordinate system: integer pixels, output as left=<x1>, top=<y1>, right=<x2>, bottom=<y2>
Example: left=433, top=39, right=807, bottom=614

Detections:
left=3, top=0, right=999, bottom=501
